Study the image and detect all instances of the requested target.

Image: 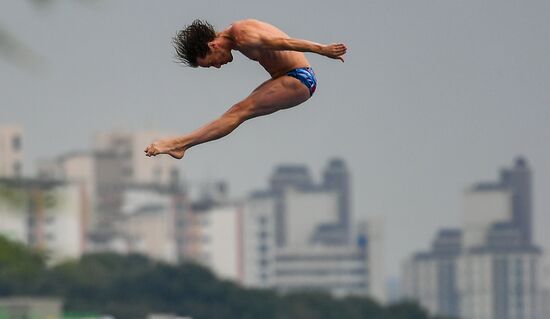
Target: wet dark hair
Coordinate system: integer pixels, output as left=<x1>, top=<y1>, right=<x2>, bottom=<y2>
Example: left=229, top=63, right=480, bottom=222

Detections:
left=173, top=19, right=216, bottom=67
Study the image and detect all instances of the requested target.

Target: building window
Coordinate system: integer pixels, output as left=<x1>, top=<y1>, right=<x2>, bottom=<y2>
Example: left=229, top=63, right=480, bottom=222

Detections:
left=46, top=233, right=55, bottom=241
left=153, top=167, right=162, bottom=180
left=258, top=216, right=268, bottom=225
left=13, top=161, right=22, bottom=177
left=170, top=168, right=179, bottom=183
left=12, top=135, right=21, bottom=151
left=258, top=244, right=268, bottom=254
left=122, top=166, right=133, bottom=178
left=45, top=216, right=55, bottom=224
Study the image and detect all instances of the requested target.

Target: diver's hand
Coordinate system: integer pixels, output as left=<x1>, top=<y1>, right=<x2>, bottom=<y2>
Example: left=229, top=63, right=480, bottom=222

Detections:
left=320, top=43, right=347, bottom=62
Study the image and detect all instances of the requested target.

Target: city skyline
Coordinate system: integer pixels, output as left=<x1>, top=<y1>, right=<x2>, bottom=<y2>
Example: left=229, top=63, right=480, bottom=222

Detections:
left=1, top=1, right=549, bottom=279
left=1, top=132, right=386, bottom=302
left=1, top=124, right=548, bottom=310
left=2, top=124, right=549, bottom=280
left=402, top=158, right=544, bottom=319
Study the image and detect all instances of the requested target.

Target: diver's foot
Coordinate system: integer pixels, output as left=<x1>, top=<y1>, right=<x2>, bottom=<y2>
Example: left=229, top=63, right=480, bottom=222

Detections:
left=144, top=139, right=185, bottom=159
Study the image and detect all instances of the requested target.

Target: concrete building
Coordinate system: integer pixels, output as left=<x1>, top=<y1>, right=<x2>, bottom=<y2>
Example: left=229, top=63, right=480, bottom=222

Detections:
left=457, top=246, right=541, bottom=319
left=457, top=158, right=541, bottom=319
left=36, top=151, right=125, bottom=232
left=539, top=250, right=550, bottom=319
left=272, top=219, right=384, bottom=299
left=195, top=205, right=243, bottom=280
left=541, top=253, right=550, bottom=319
left=402, top=229, right=462, bottom=318
left=177, top=160, right=385, bottom=300
left=241, top=191, right=384, bottom=299
left=463, top=186, right=512, bottom=250
left=468, top=157, right=533, bottom=246
left=37, top=130, right=185, bottom=250
left=365, top=218, right=386, bottom=303
left=274, top=244, right=369, bottom=297
left=0, top=125, right=23, bottom=178
left=500, top=157, right=533, bottom=245
left=268, top=158, right=352, bottom=247
left=179, top=200, right=243, bottom=281
left=321, top=158, right=352, bottom=244
left=0, top=178, right=88, bottom=262
left=284, top=188, right=339, bottom=247
left=94, top=130, right=180, bottom=186
left=241, top=193, right=277, bottom=288
left=403, top=157, right=542, bottom=319
left=239, top=159, right=385, bottom=300
left=112, top=185, right=184, bottom=264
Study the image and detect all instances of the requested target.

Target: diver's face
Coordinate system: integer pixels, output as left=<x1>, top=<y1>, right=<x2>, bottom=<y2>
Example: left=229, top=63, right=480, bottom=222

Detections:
left=197, top=43, right=233, bottom=69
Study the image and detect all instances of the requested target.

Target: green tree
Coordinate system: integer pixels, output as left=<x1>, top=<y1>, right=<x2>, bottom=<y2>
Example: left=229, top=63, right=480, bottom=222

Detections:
left=0, top=236, right=444, bottom=319
left=0, top=236, right=46, bottom=295
left=385, top=301, right=431, bottom=319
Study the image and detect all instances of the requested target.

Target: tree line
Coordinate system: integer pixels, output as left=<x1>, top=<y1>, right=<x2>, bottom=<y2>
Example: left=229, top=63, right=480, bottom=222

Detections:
left=0, top=236, right=456, bottom=319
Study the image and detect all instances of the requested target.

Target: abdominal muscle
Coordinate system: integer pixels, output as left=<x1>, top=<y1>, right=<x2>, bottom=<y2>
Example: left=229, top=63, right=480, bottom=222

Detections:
left=258, top=50, right=311, bottom=78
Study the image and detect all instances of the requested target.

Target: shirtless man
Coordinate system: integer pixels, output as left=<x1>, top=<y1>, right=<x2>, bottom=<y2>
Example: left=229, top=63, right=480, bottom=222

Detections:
left=144, top=19, right=347, bottom=159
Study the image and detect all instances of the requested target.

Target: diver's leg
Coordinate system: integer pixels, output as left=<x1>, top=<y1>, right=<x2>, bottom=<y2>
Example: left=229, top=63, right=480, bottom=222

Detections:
left=144, top=76, right=310, bottom=159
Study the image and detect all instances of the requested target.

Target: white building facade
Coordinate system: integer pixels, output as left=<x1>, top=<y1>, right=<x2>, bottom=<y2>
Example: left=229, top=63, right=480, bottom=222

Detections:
left=94, top=130, right=180, bottom=186
left=462, top=187, right=512, bottom=250
left=457, top=248, right=541, bottom=319
left=541, top=253, right=550, bottom=319
left=403, top=158, right=543, bottom=319
left=0, top=178, right=88, bottom=262
left=241, top=195, right=277, bottom=288
left=0, top=125, right=23, bottom=178
left=274, top=244, right=370, bottom=297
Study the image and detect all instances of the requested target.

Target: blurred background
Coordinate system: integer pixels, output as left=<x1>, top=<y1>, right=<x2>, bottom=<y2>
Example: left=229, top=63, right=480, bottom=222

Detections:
left=1, top=1, right=549, bottom=318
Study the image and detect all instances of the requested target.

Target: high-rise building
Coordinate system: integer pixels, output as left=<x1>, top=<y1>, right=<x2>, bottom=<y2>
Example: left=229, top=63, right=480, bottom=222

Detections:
left=0, top=125, right=23, bottom=178
left=111, top=185, right=184, bottom=264
left=37, top=151, right=125, bottom=232
left=273, top=244, right=369, bottom=297
left=457, top=246, right=541, bottom=319
left=469, top=157, right=533, bottom=245
left=402, top=229, right=462, bottom=318
left=269, top=164, right=314, bottom=193
left=0, top=177, right=89, bottom=262
left=267, top=158, right=352, bottom=246
left=462, top=185, right=513, bottom=250
left=237, top=159, right=385, bottom=300
left=269, top=164, right=314, bottom=247
left=284, top=188, right=339, bottom=247
left=197, top=205, right=242, bottom=280
left=322, top=158, right=351, bottom=244
left=403, top=157, right=542, bottom=319
left=94, top=130, right=180, bottom=187
left=241, top=193, right=277, bottom=288
left=179, top=159, right=384, bottom=300
left=541, top=253, right=550, bottom=319
left=271, top=219, right=383, bottom=299
left=37, top=130, right=185, bottom=243
left=500, top=157, right=533, bottom=245
left=364, top=217, right=386, bottom=303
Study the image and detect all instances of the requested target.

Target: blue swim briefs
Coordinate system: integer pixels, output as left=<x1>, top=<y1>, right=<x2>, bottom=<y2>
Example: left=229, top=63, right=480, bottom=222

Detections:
left=285, top=67, right=317, bottom=96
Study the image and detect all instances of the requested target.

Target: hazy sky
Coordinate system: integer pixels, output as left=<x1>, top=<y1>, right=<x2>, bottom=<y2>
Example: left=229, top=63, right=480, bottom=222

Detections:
left=1, top=0, right=549, bottom=278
